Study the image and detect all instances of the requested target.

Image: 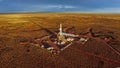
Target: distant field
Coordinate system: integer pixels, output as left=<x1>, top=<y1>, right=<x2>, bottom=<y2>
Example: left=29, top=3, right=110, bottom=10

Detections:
left=0, top=13, right=120, bottom=44
left=0, top=13, right=120, bottom=68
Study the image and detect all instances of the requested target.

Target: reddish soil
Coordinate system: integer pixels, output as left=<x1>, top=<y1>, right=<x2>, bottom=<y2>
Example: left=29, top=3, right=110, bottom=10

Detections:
left=0, top=13, right=120, bottom=68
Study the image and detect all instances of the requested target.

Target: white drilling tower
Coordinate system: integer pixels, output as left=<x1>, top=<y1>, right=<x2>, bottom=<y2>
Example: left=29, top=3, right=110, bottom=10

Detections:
left=58, top=24, right=66, bottom=44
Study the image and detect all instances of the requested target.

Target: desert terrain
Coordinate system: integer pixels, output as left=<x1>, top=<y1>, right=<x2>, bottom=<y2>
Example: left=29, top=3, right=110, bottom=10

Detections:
left=0, top=12, right=120, bottom=68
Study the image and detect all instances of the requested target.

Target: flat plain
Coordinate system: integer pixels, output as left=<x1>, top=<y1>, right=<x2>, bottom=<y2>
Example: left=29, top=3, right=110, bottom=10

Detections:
left=0, top=12, right=120, bottom=68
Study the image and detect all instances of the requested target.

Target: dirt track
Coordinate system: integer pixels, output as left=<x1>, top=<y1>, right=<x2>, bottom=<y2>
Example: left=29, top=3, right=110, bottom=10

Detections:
left=0, top=13, right=120, bottom=68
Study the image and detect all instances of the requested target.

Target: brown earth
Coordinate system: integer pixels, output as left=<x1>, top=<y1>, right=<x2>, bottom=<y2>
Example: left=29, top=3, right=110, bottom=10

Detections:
left=0, top=12, right=120, bottom=68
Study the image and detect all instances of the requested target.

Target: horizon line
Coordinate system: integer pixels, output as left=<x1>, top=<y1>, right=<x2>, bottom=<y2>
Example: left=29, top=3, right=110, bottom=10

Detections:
left=0, top=11, right=120, bottom=14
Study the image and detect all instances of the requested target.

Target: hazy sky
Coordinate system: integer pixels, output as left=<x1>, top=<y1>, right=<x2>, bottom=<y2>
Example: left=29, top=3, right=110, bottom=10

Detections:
left=0, top=0, right=120, bottom=13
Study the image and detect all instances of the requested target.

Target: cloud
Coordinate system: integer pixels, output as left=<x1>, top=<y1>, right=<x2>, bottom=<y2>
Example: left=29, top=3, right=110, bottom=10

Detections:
left=64, top=5, right=77, bottom=9
left=18, top=4, right=78, bottom=12
left=33, top=4, right=77, bottom=9
left=92, top=7, right=120, bottom=13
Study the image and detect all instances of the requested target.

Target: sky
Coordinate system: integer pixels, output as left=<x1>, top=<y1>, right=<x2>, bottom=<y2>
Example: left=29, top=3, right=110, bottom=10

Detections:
left=0, top=0, right=120, bottom=13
